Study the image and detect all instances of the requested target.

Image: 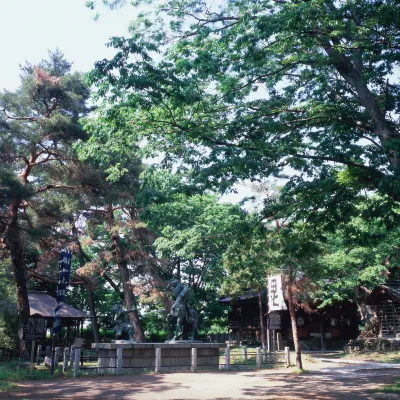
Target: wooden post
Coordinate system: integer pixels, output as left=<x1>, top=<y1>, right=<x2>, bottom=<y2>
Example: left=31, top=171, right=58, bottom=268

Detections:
left=50, top=335, right=56, bottom=375
left=285, top=346, right=290, bottom=368
left=74, top=348, right=80, bottom=377
left=191, top=348, right=197, bottom=372
left=320, top=315, right=326, bottom=350
left=36, top=344, right=42, bottom=365
left=155, top=348, right=161, bottom=373
left=29, top=340, right=35, bottom=376
left=70, top=345, right=76, bottom=368
left=225, top=346, right=230, bottom=370
left=63, top=347, right=69, bottom=373
left=272, top=330, right=276, bottom=352
left=277, top=332, right=282, bottom=351
left=55, top=347, right=60, bottom=367
left=256, top=347, right=262, bottom=369
left=242, top=345, right=247, bottom=361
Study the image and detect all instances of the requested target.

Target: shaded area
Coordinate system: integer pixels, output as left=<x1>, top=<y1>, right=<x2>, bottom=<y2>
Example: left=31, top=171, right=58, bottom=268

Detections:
left=2, top=364, right=399, bottom=400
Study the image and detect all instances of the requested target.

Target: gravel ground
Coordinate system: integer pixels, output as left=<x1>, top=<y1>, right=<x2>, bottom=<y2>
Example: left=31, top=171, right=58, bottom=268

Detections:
left=2, top=361, right=400, bottom=400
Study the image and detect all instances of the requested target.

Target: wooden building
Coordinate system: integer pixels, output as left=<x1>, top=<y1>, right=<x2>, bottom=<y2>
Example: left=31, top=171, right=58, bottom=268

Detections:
left=220, top=292, right=359, bottom=349
left=365, top=282, right=400, bottom=337
left=28, top=291, right=91, bottom=346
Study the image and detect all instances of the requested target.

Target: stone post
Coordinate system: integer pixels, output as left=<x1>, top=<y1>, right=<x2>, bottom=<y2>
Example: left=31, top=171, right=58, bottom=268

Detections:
left=285, top=347, right=290, bottom=368
left=225, top=346, right=230, bottom=371
left=191, top=348, right=197, bottom=372
left=242, top=346, right=247, bottom=361
left=277, top=332, right=283, bottom=351
left=262, top=346, right=266, bottom=363
left=155, top=348, right=161, bottom=373
left=70, top=345, right=76, bottom=368
left=63, top=347, right=69, bottom=373
left=116, top=348, right=122, bottom=375
left=74, top=348, right=81, bottom=378
left=36, top=345, right=42, bottom=365
left=55, top=347, right=60, bottom=367
left=46, top=345, right=51, bottom=358
left=256, top=347, right=262, bottom=369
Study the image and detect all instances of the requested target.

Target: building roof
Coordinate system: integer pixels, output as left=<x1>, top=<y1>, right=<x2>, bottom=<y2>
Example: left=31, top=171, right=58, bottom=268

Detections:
left=219, top=289, right=266, bottom=304
left=365, top=282, right=400, bottom=305
left=28, top=291, right=91, bottom=319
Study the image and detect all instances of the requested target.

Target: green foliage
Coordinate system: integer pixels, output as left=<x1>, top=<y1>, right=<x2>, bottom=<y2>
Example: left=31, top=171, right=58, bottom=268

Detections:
left=0, top=261, right=18, bottom=349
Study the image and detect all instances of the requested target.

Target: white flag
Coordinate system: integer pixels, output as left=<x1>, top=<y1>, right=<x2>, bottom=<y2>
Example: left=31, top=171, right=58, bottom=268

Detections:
left=268, top=275, right=287, bottom=311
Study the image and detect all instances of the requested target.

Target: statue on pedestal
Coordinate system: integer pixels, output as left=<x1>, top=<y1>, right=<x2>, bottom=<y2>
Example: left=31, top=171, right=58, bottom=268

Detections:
left=166, top=279, right=198, bottom=341
left=111, top=302, right=136, bottom=342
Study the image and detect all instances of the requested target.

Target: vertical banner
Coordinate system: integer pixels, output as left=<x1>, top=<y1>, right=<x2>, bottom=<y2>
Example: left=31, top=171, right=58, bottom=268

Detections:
left=53, top=249, right=72, bottom=334
left=268, top=275, right=287, bottom=312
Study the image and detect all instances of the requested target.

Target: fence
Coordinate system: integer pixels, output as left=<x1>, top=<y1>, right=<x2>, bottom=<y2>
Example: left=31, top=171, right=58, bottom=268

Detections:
left=33, top=344, right=290, bottom=377
left=35, top=345, right=99, bottom=376
left=219, top=346, right=289, bottom=371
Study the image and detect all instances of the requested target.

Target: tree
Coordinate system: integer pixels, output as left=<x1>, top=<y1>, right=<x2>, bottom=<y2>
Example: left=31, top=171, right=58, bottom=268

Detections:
left=87, top=0, right=400, bottom=213
left=221, top=213, right=269, bottom=347
left=0, top=50, right=90, bottom=353
left=138, top=169, right=251, bottom=332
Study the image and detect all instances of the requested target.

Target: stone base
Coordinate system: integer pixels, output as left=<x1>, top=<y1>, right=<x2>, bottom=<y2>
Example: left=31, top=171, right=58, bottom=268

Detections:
left=112, top=340, right=137, bottom=344
left=92, top=342, right=226, bottom=374
left=164, top=340, right=203, bottom=343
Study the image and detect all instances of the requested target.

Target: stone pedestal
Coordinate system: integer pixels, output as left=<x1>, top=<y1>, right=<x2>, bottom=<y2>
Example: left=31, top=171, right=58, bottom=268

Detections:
left=92, top=342, right=226, bottom=374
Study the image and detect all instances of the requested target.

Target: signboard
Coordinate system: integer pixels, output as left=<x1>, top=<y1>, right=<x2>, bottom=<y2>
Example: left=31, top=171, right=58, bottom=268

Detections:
left=23, top=317, right=47, bottom=340
left=53, top=248, right=72, bottom=334
left=267, top=313, right=282, bottom=330
left=268, top=275, right=287, bottom=312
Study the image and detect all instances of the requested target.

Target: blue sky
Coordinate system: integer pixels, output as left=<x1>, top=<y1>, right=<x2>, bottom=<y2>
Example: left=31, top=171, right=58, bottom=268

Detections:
left=0, top=0, right=257, bottom=203
left=0, top=0, right=134, bottom=90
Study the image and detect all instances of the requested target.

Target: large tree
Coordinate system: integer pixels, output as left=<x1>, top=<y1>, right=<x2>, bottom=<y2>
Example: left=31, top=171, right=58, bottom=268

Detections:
left=87, top=0, right=400, bottom=211
left=0, top=50, right=90, bottom=352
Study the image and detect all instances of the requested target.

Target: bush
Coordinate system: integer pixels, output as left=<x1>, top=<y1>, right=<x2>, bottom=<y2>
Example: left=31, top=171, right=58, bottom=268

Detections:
left=0, top=298, right=18, bottom=350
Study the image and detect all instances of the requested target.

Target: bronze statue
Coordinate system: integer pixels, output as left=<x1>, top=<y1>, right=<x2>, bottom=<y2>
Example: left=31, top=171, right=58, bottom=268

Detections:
left=111, top=302, right=136, bottom=342
left=167, top=278, right=198, bottom=341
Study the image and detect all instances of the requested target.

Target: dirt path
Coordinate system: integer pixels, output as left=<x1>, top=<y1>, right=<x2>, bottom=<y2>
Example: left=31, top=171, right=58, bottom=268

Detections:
left=2, top=363, right=399, bottom=400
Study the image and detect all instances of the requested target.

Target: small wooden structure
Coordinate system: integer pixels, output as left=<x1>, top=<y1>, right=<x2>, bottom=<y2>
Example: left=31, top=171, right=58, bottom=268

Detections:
left=365, top=282, right=400, bottom=337
left=28, top=291, right=91, bottom=346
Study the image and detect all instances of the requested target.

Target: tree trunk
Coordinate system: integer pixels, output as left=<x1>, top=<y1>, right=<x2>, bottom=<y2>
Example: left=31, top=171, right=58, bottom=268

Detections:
left=258, top=287, right=266, bottom=348
left=72, top=223, right=101, bottom=343
left=87, top=289, right=101, bottom=343
left=5, top=200, right=30, bottom=356
left=106, top=203, right=145, bottom=342
left=287, top=264, right=302, bottom=370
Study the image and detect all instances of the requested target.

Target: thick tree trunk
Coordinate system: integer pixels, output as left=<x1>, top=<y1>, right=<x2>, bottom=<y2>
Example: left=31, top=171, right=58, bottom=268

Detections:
left=106, top=203, right=145, bottom=342
left=87, top=289, right=101, bottom=343
left=72, top=223, right=101, bottom=343
left=258, top=287, right=266, bottom=348
left=287, top=264, right=302, bottom=370
left=5, top=200, right=30, bottom=356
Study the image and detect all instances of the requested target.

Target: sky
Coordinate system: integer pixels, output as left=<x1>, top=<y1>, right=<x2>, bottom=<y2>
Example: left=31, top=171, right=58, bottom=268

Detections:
left=0, top=0, right=258, bottom=204
left=0, top=0, right=134, bottom=91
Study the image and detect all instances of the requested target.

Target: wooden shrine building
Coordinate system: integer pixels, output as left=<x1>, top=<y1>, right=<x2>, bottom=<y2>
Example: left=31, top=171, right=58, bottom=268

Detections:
left=28, top=291, right=91, bottom=345
left=220, top=288, right=359, bottom=350
left=365, top=281, right=400, bottom=337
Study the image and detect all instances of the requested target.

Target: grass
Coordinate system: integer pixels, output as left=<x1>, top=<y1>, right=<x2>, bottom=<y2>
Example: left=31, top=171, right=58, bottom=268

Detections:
left=0, top=360, right=74, bottom=393
left=382, top=381, right=400, bottom=394
left=0, top=381, right=16, bottom=392
left=312, top=351, right=400, bottom=364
